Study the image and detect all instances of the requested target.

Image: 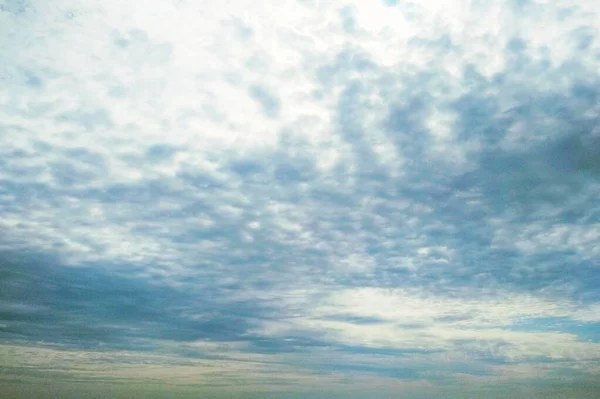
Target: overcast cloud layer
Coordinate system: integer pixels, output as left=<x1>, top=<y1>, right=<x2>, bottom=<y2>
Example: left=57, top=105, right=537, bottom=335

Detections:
left=1, top=0, right=600, bottom=398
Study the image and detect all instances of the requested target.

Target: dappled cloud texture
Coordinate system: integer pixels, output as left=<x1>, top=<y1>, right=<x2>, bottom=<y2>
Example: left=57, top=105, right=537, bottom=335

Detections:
left=1, top=0, right=600, bottom=398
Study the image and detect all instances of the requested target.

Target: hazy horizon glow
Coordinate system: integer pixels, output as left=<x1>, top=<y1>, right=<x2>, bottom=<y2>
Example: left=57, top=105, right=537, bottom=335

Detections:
left=1, top=0, right=600, bottom=398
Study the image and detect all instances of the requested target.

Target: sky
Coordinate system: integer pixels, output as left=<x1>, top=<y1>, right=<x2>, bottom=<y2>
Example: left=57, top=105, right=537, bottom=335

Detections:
left=1, top=0, right=600, bottom=398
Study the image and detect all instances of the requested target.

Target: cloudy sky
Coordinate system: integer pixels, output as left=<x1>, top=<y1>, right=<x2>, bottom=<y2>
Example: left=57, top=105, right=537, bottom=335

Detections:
left=1, top=0, right=600, bottom=397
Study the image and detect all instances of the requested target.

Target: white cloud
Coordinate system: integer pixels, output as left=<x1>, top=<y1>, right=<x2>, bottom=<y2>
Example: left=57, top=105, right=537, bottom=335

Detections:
left=251, top=286, right=600, bottom=363
left=2, top=0, right=600, bottom=390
